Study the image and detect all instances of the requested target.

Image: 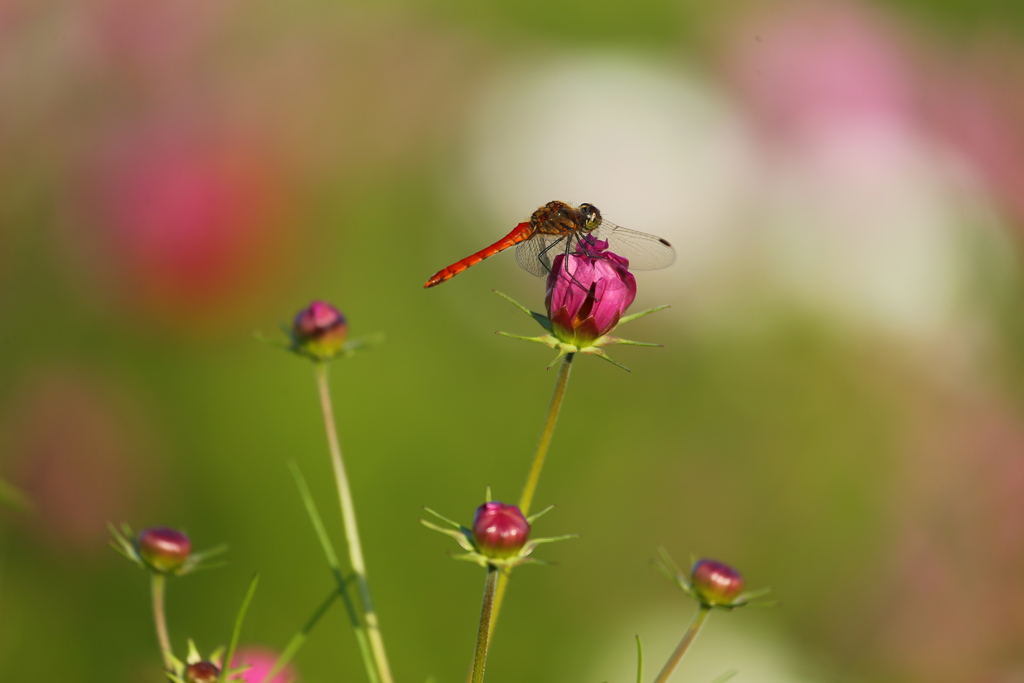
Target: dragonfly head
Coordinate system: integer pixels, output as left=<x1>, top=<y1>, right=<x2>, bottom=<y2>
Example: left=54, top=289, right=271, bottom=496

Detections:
left=578, top=203, right=602, bottom=230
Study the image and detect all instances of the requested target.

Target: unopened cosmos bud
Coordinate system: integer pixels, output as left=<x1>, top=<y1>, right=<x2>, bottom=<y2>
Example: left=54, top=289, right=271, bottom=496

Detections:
left=137, top=527, right=192, bottom=574
left=472, top=502, right=530, bottom=560
left=184, top=661, right=220, bottom=683
left=691, top=558, right=744, bottom=606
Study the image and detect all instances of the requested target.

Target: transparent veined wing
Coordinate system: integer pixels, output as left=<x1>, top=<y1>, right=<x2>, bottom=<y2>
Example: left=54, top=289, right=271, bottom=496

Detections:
left=515, top=233, right=569, bottom=277
left=589, top=221, right=676, bottom=271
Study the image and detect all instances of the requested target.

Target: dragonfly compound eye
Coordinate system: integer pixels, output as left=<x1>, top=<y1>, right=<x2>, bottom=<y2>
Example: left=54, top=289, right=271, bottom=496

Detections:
left=579, top=203, right=602, bottom=228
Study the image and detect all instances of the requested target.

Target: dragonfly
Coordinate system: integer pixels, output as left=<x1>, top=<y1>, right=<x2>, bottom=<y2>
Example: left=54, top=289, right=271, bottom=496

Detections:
left=423, top=200, right=676, bottom=288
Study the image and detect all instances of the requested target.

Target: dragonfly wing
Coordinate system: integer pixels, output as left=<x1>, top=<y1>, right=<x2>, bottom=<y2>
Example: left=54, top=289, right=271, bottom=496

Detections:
left=515, top=234, right=567, bottom=277
left=590, top=221, right=676, bottom=271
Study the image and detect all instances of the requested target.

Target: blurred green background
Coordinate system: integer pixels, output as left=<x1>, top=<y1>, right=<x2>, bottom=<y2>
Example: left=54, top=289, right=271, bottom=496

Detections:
left=3, top=0, right=1024, bottom=681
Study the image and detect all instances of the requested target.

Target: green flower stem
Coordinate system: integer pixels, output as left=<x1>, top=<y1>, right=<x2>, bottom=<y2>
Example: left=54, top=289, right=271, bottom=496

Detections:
left=519, top=352, right=574, bottom=516
left=488, top=352, right=575, bottom=637
left=315, top=364, right=394, bottom=683
left=472, top=566, right=500, bottom=683
left=150, top=574, right=174, bottom=672
left=652, top=606, right=712, bottom=683
left=289, top=462, right=379, bottom=683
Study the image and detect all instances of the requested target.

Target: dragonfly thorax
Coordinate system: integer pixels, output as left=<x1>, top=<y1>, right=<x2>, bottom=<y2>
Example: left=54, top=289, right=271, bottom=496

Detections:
left=529, top=200, right=595, bottom=237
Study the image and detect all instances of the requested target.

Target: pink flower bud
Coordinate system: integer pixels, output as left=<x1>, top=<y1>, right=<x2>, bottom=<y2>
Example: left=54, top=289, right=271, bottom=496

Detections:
left=292, top=301, right=347, bottom=359
left=472, top=502, right=530, bottom=560
left=137, top=527, right=191, bottom=573
left=691, top=559, right=744, bottom=606
left=545, top=239, right=636, bottom=348
left=184, top=661, right=220, bottom=683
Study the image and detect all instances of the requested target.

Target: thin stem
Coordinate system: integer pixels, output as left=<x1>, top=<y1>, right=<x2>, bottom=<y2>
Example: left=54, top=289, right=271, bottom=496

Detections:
left=519, top=353, right=574, bottom=516
left=486, top=353, right=575, bottom=641
left=150, top=573, right=174, bottom=673
left=472, top=566, right=500, bottom=683
left=652, top=606, right=712, bottom=683
left=315, top=364, right=394, bottom=683
left=290, top=461, right=379, bottom=683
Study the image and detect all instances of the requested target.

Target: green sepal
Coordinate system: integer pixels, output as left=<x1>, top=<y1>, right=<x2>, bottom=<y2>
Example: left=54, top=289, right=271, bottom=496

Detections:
left=422, top=507, right=463, bottom=530
left=254, top=329, right=294, bottom=353
left=596, top=336, right=662, bottom=348
left=526, top=504, right=555, bottom=524
left=167, top=649, right=187, bottom=675
left=340, top=332, right=386, bottom=356
left=524, top=533, right=579, bottom=547
left=108, top=522, right=141, bottom=565
left=255, top=328, right=384, bottom=363
left=511, top=556, right=552, bottom=567
left=618, top=304, right=670, bottom=325
left=581, top=347, right=631, bottom=372
left=496, top=331, right=555, bottom=346
left=420, top=518, right=475, bottom=553
left=186, top=640, right=202, bottom=664
left=494, top=290, right=552, bottom=332
left=451, top=552, right=490, bottom=568
left=182, top=544, right=229, bottom=574
left=208, top=646, right=225, bottom=666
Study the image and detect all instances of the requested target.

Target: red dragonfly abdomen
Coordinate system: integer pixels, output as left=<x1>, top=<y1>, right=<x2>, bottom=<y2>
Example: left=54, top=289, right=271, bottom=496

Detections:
left=423, top=222, right=534, bottom=288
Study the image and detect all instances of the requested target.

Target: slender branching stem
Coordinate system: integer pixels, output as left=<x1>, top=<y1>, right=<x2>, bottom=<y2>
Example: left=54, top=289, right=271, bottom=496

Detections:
left=652, top=606, right=712, bottom=683
left=472, top=566, right=500, bottom=683
left=150, top=573, right=174, bottom=673
left=487, top=352, right=574, bottom=641
left=315, top=364, right=394, bottom=683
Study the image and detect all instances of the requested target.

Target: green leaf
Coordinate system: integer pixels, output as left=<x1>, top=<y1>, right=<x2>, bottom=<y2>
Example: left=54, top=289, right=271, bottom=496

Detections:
left=289, top=462, right=341, bottom=571
left=288, top=462, right=380, bottom=683
left=218, top=573, right=259, bottom=683
left=258, top=589, right=340, bottom=683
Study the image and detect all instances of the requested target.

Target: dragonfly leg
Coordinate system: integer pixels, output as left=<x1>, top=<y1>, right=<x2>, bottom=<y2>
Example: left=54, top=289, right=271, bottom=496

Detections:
left=560, top=236, right=595, bottom=295
left=536, top=237, right=565, bottom=274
